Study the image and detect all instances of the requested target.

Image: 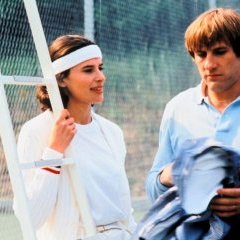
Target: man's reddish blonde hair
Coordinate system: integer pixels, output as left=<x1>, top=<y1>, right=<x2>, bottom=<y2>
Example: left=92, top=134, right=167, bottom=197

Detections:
left=185, top=8, right=240, bottom=58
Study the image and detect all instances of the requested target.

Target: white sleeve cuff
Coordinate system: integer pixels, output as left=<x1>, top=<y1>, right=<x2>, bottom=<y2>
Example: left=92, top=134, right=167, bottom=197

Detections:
left=42, top=147, right=63, bottom=160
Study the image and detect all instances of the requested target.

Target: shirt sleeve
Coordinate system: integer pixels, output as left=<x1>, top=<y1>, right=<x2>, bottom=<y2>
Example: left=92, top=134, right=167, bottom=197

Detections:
left=13, top=123, right=62, bottom=229
left=145, top=102, right=174, bottom=202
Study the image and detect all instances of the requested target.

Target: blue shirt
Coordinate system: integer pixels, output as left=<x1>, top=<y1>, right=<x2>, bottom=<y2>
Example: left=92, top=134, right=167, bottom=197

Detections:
left=146, top=83, right=240, bottom=202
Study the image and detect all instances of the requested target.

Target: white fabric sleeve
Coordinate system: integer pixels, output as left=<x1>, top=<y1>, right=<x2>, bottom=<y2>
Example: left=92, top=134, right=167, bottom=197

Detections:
left=13, top=125, right=62, bottom=229
left=42, top=147, right=63, bottom=160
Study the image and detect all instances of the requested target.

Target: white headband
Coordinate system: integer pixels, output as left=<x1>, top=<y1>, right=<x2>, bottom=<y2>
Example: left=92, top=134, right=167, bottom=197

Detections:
left=52, top=45, right=102, bottom=74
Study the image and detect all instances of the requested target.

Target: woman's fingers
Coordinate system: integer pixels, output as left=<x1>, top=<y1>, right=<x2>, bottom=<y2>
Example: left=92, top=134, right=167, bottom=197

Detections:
left=48, top=109, right=76, bottom=153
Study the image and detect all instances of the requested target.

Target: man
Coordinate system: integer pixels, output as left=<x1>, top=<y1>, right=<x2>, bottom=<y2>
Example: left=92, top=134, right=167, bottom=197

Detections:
left=146, top=7, right=240, bottom=223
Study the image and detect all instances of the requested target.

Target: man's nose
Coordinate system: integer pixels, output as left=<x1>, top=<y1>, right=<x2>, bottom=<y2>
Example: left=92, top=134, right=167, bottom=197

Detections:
left=204, top=54, right=218, bottom=70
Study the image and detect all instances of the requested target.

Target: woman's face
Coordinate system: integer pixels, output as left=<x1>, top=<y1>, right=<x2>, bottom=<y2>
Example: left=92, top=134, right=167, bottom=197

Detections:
left=61, top=57, right=106, bottom=106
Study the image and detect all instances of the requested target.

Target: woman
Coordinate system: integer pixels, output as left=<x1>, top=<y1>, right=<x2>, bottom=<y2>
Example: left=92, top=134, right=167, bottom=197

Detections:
left=14, top=35, right=136, bottom=240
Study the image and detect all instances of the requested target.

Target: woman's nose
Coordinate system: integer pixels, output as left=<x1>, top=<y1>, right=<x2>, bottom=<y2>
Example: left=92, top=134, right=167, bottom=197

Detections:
left=96, top=69, right=106, bottom=82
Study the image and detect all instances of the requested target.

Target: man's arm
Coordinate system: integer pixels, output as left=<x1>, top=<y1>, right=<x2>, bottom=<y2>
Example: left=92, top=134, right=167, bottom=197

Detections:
left=145, top=103, right=175, bottom=202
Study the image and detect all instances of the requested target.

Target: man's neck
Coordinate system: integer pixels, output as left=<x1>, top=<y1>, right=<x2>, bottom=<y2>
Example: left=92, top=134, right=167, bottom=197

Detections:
left=208, top=96, right=236, bottom=112
left=202, top=81, right=240, bottom=112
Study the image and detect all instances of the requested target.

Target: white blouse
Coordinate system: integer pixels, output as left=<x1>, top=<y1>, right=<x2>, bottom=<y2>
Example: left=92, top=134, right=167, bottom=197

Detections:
left=13, top=110, right=136, bottom=240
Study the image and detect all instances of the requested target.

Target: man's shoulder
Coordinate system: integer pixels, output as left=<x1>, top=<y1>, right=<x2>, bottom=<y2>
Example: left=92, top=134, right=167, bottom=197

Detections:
left=163, top=85, right=200, bottom=117
left=168, top=85, right=199, bottom=106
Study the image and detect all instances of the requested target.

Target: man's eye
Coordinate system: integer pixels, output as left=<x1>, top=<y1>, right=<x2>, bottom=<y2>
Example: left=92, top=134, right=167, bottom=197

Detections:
left=214, top=49, right=227, bottom=55
left=196, top=51, right=206, bottom=58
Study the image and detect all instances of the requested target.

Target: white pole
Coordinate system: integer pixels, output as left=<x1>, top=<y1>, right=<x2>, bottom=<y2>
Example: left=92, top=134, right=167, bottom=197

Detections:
left=84, top=0, right=96, bottom=114
left=22, top=0, right=63, bottom=116
left=209, top=0, right=217, bottom=9
left=84, top=0, right=94, bottom=41
left=0, top=75, right=43, bottom=85
left=23, top=0, right=96, bottom=237
left=0, top=76, right=36, bottom=240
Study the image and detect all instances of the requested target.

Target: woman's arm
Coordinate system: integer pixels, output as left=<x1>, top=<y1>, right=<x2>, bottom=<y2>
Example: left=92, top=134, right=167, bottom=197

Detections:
left=13, top=109, right=76, bottom=228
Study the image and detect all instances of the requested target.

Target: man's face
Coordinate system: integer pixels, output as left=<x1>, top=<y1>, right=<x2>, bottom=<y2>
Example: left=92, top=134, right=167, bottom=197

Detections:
left=193, top=42, right=240, bottom=94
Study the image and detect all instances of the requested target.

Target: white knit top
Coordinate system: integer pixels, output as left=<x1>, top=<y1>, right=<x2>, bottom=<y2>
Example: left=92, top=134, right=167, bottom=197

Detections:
left=13, top=110, right=136, bottom=240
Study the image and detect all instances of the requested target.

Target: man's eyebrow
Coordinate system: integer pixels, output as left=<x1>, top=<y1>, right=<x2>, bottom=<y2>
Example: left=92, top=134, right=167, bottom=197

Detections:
left=212, top=46, right=229, bottom=51
left=195, top=49, right=206, bottom=52
left=216, top=46, right=228, bottom=49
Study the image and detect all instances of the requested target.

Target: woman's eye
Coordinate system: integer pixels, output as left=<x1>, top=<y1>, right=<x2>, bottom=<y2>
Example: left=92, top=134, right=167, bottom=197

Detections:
left=83, top=68, right=93, bottom=73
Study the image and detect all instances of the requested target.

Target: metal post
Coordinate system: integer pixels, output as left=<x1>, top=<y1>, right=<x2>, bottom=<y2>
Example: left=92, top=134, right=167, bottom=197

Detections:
left=0, top=74, right=36, bottom=240
left=209, top=0, right=217, bottom=9
left=84, top=0, right=94, bottom=41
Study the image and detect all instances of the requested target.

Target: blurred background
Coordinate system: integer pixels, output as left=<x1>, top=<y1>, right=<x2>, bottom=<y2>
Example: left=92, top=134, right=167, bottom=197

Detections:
left=0, top=0, right=240, bottom=239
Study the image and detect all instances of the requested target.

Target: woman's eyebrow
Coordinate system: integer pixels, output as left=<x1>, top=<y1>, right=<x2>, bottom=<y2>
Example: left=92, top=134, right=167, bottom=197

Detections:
left=82, top=63, right=103, bottom=68
left=82, top=65, right=94, bottom=69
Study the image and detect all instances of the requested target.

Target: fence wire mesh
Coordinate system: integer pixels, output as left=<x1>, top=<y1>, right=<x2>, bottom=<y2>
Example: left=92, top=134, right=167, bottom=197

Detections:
left=0, top=0, right=240, bottom=239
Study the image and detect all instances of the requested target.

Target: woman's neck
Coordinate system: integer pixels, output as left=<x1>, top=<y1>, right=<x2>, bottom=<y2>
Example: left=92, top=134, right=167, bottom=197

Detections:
left=67, top=102, right=92, bottom=124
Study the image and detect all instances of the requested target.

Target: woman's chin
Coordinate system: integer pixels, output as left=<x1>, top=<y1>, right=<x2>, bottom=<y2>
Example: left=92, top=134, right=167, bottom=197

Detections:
left=92, top=98, right=104, bottom=105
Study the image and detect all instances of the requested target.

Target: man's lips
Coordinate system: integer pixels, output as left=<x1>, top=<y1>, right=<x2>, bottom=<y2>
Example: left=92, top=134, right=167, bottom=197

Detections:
left=205, top=74, right=222, bottom=79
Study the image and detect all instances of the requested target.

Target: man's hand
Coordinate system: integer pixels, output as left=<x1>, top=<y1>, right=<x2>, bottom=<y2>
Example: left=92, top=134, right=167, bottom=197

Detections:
left=209, top=188, right=240, bottom=217
left=159, top=163, right=174, bottom=187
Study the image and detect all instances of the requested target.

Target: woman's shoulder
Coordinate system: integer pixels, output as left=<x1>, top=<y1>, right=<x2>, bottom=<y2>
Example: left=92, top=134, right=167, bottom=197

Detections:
left=93, top=112, right=122, bottom=133
left=20, top=110, right=54, bottom=134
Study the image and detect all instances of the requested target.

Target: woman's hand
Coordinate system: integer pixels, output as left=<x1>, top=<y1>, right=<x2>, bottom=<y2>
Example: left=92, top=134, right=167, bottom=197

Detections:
left=48, top=109, right=77, bottom=153
left=209, top=188, right=240, bottom=217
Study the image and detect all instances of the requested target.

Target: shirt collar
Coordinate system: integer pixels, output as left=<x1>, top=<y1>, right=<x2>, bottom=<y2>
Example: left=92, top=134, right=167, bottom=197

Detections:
left=195, top=81, right=206, bottom=105
left=195, top=81, right=240, bottom=106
